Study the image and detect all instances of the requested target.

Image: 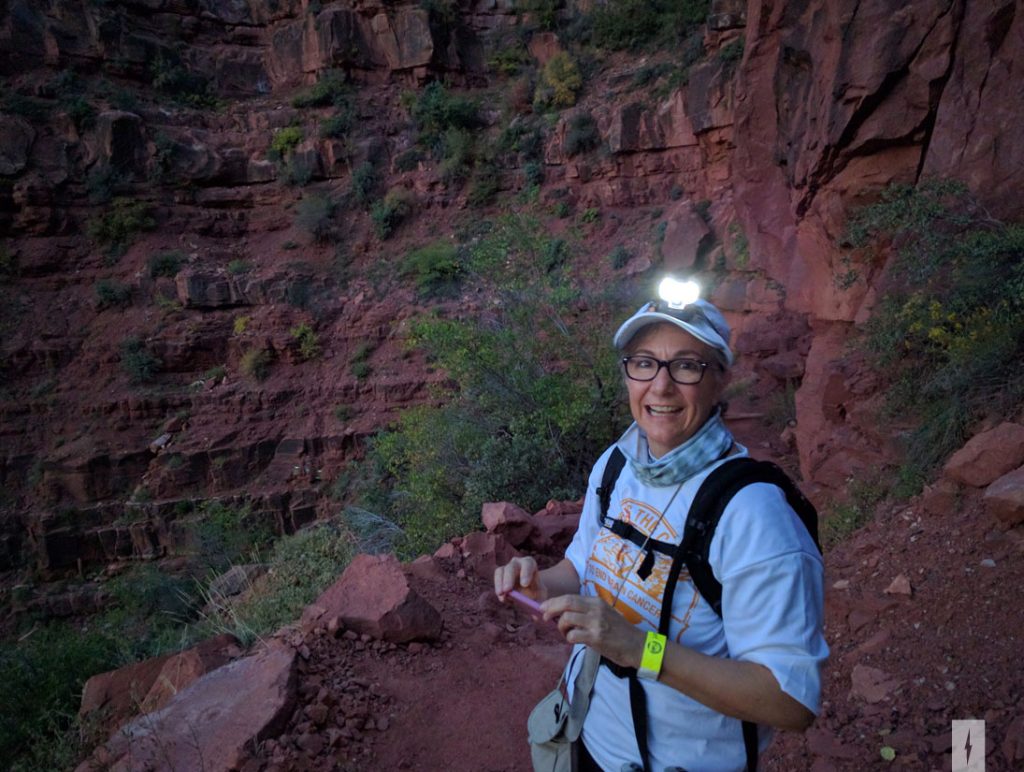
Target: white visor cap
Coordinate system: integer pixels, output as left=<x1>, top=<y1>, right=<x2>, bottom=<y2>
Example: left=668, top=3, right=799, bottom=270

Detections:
left=613, top=298, right=734, bottom=367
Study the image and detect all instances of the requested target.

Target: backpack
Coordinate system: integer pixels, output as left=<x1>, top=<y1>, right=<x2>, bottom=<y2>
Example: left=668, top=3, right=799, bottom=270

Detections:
left=594, top=448, right=821, bottom=772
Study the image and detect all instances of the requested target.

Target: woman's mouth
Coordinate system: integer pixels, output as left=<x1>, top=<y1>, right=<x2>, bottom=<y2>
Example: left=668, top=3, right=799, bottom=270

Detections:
left=646, top=405, right=682, bottom=415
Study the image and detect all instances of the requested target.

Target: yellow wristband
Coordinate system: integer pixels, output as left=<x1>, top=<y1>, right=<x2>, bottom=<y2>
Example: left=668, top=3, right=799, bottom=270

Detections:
left=638, top=631, right=667, bottom=681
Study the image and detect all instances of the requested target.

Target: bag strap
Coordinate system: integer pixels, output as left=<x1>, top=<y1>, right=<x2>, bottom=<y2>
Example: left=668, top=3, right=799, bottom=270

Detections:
left=597, top=447, right=626, bottom=526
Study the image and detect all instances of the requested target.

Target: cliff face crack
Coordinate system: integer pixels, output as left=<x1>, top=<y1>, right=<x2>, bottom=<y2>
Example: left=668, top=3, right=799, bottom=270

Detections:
left=915, top=0, right=968, bottom=182
left=797, top=0, right=961, bottom=216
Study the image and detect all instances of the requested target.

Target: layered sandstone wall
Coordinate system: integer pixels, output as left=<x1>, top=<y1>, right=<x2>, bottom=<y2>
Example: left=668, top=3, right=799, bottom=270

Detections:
left=1, top=0, right=1021, bottom=578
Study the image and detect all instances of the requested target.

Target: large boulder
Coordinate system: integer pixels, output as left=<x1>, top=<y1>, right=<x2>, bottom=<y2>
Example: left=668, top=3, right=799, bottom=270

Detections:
left=80, top=644, right=298, bottom=772
left=983, top=466, right=1024, bottom=528
left=302, top=553, right=442, bottom=642
left=481, top=501, right=534, bottom=547
left=944, top=423, right=1024, bottom=488
left=461, top=531, right=521, bottom=580
left=80, top=653, right=175, bottom=736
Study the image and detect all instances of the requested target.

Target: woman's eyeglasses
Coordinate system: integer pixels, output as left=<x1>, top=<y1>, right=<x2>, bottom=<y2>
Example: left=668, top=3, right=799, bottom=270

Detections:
left=621, top=356, right=711, bottom=385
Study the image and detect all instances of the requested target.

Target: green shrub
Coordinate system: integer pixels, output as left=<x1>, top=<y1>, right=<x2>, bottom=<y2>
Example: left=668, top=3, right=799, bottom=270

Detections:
left=402, top=241, right=463, bottom=296
left=290, top=322, right=321, bottom=360
left=285, top=277, right=311, bottom=308
left=87, top=198, right=156, bottom=256
left=192, top=501, right=273, bottom=573
left=63, top=95, right=96, bottom=131
left=147, top=249, right=184, bottom=278
left=609, top=245, right=631, bottom=269
left=395, top=148, right=424, bottom=172
left=541, top=237, right=568, bottom=272
left=227, top=259, right=249, bottom=274
left=488, top=44, right=531, bottom=75
left=351, top=161, right=379, bottom=207
left=718, top=39, right=744, bottom=68
left=319, top=110, right=353, bottom=139
left=270, top=126, right=304, bottom=158
left=846, top=180, right=1024, bottom=487
left=370, top=189, right=413, bottom=239
left=580, top=206, right=600, bottom=223
left=589, top=0, right=709, bottom=51
left=94, top=279, right=132, bottom=310
left=292, top=70, right=349, bottom=108
left=199, top=518, right=355, bottom=646
left=563, top=111, right=601, bottom=156
left=240, top=348, right=271, bottom=380
left=524, top=160, right=545, bottom=187
left=295, top=193, right=336, bottom=242
left=0, top=624, right=120, bottom=770
left=410, top=81, right=480, bottom=153
left=356, top=212, right=627, bottom=558
left=333, top=404, right=353, bottom=422
left=204, top=364, right=227, bottom=381
left=537, top=52, right=583, bottom=108
left=151, top=53, right=218, bottom=108
left=120, top=337, right=161, bottom=384
left=439, top=127, right=475, bottom=185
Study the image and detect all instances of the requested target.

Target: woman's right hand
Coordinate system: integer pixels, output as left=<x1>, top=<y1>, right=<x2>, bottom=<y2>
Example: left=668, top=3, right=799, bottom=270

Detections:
left=494, top=556, right=546, bottom=603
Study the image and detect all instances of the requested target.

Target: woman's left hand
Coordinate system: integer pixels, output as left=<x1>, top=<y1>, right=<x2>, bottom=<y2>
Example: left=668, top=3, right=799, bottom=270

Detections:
left=541, top=594, right=646, bottom=669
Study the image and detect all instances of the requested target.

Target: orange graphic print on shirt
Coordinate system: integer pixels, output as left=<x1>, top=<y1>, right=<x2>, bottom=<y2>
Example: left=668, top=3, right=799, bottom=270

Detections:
left=583, top=497, right=701, bottom=643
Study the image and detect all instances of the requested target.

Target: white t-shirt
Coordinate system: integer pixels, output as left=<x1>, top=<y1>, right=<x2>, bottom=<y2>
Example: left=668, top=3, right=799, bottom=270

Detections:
left=563, top=443, right=828, bottom=772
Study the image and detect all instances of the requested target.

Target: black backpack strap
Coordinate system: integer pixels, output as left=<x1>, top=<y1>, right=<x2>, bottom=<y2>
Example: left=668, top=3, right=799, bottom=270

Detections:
left=742, top=720, right=759, bottom=772
left=660, top=458, right=820, bottom=626
left=597, top=447, right=626, bottom=526
left=628, top=674, right=652, bottom=772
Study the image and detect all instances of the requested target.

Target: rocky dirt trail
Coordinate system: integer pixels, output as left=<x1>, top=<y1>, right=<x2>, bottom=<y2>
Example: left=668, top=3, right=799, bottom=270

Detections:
left=74, top=420, right=1024, bottom=772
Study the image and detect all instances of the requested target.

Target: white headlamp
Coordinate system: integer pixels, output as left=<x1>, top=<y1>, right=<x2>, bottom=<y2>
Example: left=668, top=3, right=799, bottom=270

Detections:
left=657, top=277, right=700, bottom=310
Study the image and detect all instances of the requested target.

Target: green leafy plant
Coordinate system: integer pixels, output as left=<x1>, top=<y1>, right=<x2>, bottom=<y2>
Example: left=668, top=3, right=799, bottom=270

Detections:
left=354, top=211, right=627, bottom=557
left=295, top=193, right=336, bottom=242
left=609, top=245, right=631, bottom=269
left=240, top=348, right=271, bottom=380
left=290, top=322, right=321, bottom=360
left=351, top=161, right=379, bottom=207
left=536, top=52, right=583, bottom=108
left=846, top=179, right=1024, bottom=487
left=563, top=111, right=601, bottom=156
left=87, top=198, right=156, bottom=257
left=270, top=126, right=304, bottom=159
left=291, top=70, right=349, bottom=108
left=589, top=0, right=710, bottom=51
left=151, top=53, right=218, bottom=108
left=409, top=81, right=480, bottom=155
left=147, top=249, right=184, bottom=278
left=120, top=337, right=161, bottom=384
left=94, top=279, right=132, bottom=310
left=370, top=188, right=413, bottom=239
left=402, top=241, right=464, bottom=296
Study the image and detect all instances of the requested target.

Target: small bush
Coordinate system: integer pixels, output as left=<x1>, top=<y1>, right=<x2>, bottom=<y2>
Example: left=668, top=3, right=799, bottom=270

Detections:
left=233, top=315, right=250, bottom=335
left=589, top=0, right=709, bottom=51
left=286, top=277, right=311, bottom=308
left=488, top=44, right=531, bottom=76
left=370, top=189, right=413, bottom=239
left=541, top=237, right=568, bottom=272
left=395, top=148, right=423, bottom=172
left=351, top=361, right=371, bottom=380
left=290, top=322, right=321, bottom=360
left=120, top=338, right=161, bottom=384
left=94, top=279, right=132, bottom=310
left=439, top=127, right=475, bottom=185
left=319, top=111, right=353, bottom=139
left=151, top=53, right=218, bottom=108
left=199, top=519, right=355, bottom=646
left=563, top=111, right=601, bottom=156
left=524, top=160, right=545, bottom=187
left=846, top=180, right=1024, bottom=485
left=537, top=52, right=583, bottom=108
left=227, top=259, right=249, bottom=274
left=292, top=70, right=349, bottom=108
left=270, top=126, right=304, bottom=158
left=204, top=364, right=227, bottom=382
left=87, top=198, right=156, bottom=256
left=402, top=241, right=463, bottom=296
left=295, top=193, right=336, bottom=243
left=63, top=95, right=96, bottom=131
left=147, top=249, right=184, bottom=278
left=351, top=161, right=379, bottom=207
left=580, top=206, right=600, bottom=223
left=410, top=81, right=480, bottom=154
left=240, top=348, right=271, bottom=380
left=333, top=404, right=353, bottom=422
left=609, top=245, right=631, bottom=269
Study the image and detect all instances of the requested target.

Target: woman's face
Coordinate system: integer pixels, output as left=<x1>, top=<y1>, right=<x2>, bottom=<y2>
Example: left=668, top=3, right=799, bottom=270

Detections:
left=624, top=323, right=728, bottom=458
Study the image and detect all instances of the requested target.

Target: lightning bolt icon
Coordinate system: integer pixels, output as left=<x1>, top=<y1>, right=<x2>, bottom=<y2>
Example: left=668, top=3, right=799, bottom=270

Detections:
left=965, top=728, right=972, bottom=765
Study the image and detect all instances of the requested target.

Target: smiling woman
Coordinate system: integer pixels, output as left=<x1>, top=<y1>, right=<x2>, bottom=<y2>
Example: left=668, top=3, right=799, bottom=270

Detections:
left=495, top=279, right=827, bottom=772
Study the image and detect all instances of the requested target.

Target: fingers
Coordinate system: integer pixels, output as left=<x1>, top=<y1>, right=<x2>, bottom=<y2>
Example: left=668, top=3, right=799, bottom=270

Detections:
left=493, top=556, right=540, bottom=601
left=543, top=595, right=645, bottom=668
